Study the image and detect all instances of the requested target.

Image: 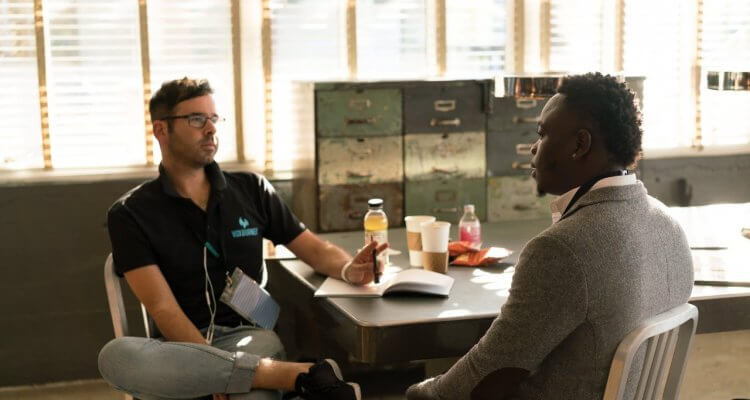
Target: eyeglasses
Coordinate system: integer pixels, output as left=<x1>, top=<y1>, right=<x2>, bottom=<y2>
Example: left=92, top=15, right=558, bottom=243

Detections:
left=161, top=113, right=224, bottom=129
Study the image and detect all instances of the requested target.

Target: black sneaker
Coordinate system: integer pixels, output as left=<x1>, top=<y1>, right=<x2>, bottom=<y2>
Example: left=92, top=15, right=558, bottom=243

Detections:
left=286, top=359, right=361, bottom=400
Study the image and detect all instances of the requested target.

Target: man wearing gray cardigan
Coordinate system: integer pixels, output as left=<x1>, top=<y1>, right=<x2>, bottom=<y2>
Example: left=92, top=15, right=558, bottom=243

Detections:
left=406, top=73, right=694, bottom=400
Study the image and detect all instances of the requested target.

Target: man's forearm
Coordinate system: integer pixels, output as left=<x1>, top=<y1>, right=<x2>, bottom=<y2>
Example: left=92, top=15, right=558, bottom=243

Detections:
left=152, top=307, right=207, bottom=344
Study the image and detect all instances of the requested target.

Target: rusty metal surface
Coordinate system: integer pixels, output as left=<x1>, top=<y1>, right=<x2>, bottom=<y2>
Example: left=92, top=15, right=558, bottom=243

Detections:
left=404, top=132, right=486, bottom=181
left=318, top=183, right=404, bottom=232
left=317, top=136, right=404, bottom=185
left=316, top=88, right=402, bottom=137
left=403, top=81, right=487, bottom=133
left=487, top=176, right=552, bottom=222
left=405, top=178, right=486, bottom=223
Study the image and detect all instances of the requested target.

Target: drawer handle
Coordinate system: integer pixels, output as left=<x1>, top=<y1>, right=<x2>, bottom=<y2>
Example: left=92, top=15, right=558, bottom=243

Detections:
left=430, top=117, right=461, bottom=127
left=512, top=116, right=540, bottom=124
left=432, top=166, right=459, bottom=176
left=512, top=161, right=533, bottom=170
left=515, top=143, right=534, bottom=155
left=348, top=147, right=373, bottom=159
left=348, top=98, right=372, bottom=110
left=348, top=211, right=365, bottom=220
left=346, top=117, right=377, bottom=125
left=434, top=189, right=457, bottom=202
left=433, top=207, right=458, bottom=214
left=434, top=99, right=456, bottom=112
left=515, top=98, right=538, bottom=109
left=347, top=170, right=373, bottom=178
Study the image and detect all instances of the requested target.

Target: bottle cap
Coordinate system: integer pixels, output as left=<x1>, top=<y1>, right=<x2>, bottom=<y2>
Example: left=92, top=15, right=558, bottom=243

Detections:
left=464, top=204, right=475, bottom=213
left=368, top=198, right=384, bottom=208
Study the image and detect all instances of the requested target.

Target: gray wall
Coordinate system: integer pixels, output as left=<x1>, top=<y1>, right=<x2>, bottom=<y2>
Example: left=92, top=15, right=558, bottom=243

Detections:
left=0, top=154, right=749, bottom=386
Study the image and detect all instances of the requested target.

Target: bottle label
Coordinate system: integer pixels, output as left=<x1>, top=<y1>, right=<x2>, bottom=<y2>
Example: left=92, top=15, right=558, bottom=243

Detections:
left=459, top=225, right=481, bottom=244
left=365, top=229, right=389, bottom=264
left=365, top=229, right=388, bottom=246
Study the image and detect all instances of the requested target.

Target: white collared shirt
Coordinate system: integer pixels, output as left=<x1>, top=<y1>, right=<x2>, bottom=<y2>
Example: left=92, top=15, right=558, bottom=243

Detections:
left=550, top=173, right=637, bottom=224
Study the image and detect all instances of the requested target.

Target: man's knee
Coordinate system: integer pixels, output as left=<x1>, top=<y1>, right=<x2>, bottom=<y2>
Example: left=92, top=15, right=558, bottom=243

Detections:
left=237, top=329, right=285, bottom=360
left=98, top=337, right=147, bottom=387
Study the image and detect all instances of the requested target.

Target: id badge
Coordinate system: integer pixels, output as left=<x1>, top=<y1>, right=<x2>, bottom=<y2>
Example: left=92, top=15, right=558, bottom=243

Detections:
left=220, top=267, right=280, bottom=330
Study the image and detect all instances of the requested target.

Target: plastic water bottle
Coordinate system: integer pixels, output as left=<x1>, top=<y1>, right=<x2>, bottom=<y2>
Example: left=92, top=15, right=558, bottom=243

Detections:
left=459, top=204, right=481, bottom=245
left=364, top=198, right=389, bottom=265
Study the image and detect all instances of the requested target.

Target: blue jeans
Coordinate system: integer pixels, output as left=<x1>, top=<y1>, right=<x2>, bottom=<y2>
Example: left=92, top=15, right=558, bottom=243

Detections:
left=98, top=325, right=285, bottom=400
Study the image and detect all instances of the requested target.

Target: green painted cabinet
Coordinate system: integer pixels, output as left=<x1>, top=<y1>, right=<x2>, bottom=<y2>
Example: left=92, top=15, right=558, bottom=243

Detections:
left=403, top=81, right=487, bottom=133
left=486, top=97, right=545, bottom=177
left=318, top=183, right=404, bottom=232
left=317, top=136, right=403, bottom=185
left=316, top=88, right=402, bottom=137
left=487, top=176, right=552, bottom=222
left=405, top=178, right=486, bottom=224
left=404, top=132, right=486, bottom=181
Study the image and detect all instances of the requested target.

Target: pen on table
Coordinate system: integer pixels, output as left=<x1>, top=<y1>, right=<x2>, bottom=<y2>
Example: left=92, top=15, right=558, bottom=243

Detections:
left=373, top=248, right=379, bottom=284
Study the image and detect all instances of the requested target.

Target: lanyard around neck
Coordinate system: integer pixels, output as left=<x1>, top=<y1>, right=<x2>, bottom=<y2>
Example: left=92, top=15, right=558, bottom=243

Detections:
left=563, top=170, right=628, bottom=216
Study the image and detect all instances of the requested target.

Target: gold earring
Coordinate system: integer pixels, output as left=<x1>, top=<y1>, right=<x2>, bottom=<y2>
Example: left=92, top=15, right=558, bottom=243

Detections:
left=572, top=153, right=577, bottom=158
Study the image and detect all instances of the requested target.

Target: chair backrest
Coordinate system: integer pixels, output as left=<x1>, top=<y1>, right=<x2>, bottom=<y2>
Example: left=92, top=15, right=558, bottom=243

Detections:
left=104, top=253, right=269, bottom=338
left=603, top=303, right=699, bottom=400
left=103, top=253, right=152, bottom=338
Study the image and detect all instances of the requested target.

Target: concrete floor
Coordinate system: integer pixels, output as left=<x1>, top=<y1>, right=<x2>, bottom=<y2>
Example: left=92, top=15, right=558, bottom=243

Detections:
left=1, top=330, right=748, bottom=400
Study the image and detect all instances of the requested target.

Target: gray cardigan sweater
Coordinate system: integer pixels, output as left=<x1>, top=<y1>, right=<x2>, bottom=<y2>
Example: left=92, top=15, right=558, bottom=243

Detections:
left=407, top=182, right=694, bottom=399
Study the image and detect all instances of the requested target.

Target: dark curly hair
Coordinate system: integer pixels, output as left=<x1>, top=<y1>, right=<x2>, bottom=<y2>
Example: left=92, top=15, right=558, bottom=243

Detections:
left=149, top=77, right=213, bottom=121
left=556, top=73, right=643, bottom=167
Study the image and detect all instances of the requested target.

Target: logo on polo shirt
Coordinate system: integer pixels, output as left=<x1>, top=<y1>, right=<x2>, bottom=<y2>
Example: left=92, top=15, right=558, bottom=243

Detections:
left=232, top=216, right=258, bottom=238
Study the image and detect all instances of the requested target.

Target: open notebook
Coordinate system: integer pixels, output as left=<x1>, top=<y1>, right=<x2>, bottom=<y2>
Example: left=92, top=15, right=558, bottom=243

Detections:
left=314, top=268, right=455, bottom=297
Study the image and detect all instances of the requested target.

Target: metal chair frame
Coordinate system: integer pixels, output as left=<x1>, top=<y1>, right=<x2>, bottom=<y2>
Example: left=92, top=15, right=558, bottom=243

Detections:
left=603, top=303, right=699, bottom=400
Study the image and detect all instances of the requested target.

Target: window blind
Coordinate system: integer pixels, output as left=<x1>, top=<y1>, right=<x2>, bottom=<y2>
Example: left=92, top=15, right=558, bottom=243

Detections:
left=148, top=0, right=237, bottom=164
left=269, top=0, right=344, bottom=172
left=0, top=0, right=43, bottom=170
left=445, top=0, right=506, bottom=78
left=43, top=0, right=145, bottom=168
left=700, top=0, right=750, bottom=146
left=623, top=0, right=696, bottom=150
left=356, top=0, right=428, bottom=79
left=548, top=0, right=606, bottom=73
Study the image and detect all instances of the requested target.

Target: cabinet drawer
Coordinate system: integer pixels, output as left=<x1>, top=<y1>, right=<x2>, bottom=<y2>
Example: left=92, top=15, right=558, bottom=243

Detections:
left=404, top=132, right=485, bottom=181
left=487, top=96, right=546, bottom=133
left=487, top=176, right=552, bottom=222
left=486, top=130, right=536, bottom=177
left=318, top=183, right=404, bottom=232
left=316, top=88, right=402, bottom=137
left=403, top=81, right=486, bottom=133
left=405, top=178, right=486, bottom=224
left=317, top=136, right=403, bottom=185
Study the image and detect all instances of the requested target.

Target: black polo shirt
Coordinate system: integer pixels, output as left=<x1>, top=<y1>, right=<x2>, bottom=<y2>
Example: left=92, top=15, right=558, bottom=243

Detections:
left=107, top=162, right=305, bottom=329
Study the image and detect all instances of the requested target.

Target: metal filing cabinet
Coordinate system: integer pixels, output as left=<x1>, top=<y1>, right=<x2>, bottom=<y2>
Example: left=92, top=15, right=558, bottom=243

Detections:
left=486, top=97, right=546, bottom=177
left=317, top=136, right=403, bottom=185
left=487, top=176, right=552, bottom=222
left=404, top=132, right=485, bottom=181
left=403, top=81, right=487, bottom=133
left=405, top=178, right=486, bottom=223
left=486, top=95, right=550, bottom=221
left=403, top=81, right=488, bottom=223
left=318, top=183, right=404, bottom=232
left=316, top=88, right=402, bottom=137
left=315, top=84, right=404, bottom=232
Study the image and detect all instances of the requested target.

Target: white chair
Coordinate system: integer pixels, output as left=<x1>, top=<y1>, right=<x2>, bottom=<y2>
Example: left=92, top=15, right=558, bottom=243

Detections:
left=104, top=253, right=269, bottom=338
left=103, top=253, right=153, bottom=338
left=603, top=303, right=699, bottom=400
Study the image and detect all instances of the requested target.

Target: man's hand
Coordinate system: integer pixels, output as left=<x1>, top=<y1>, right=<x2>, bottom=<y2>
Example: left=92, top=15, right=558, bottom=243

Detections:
left=342, top=240, right=389, bottom=285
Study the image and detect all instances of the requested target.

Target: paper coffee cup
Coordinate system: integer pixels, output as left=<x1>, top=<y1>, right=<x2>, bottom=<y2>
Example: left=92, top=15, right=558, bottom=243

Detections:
left=420, top=221, right=450, bottom=274
left=404, top=215, right=436, bottom=267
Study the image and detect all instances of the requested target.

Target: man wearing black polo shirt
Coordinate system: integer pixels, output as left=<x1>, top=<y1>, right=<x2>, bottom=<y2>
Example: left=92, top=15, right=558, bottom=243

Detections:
left=98, top=78, right=385, bottom=400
